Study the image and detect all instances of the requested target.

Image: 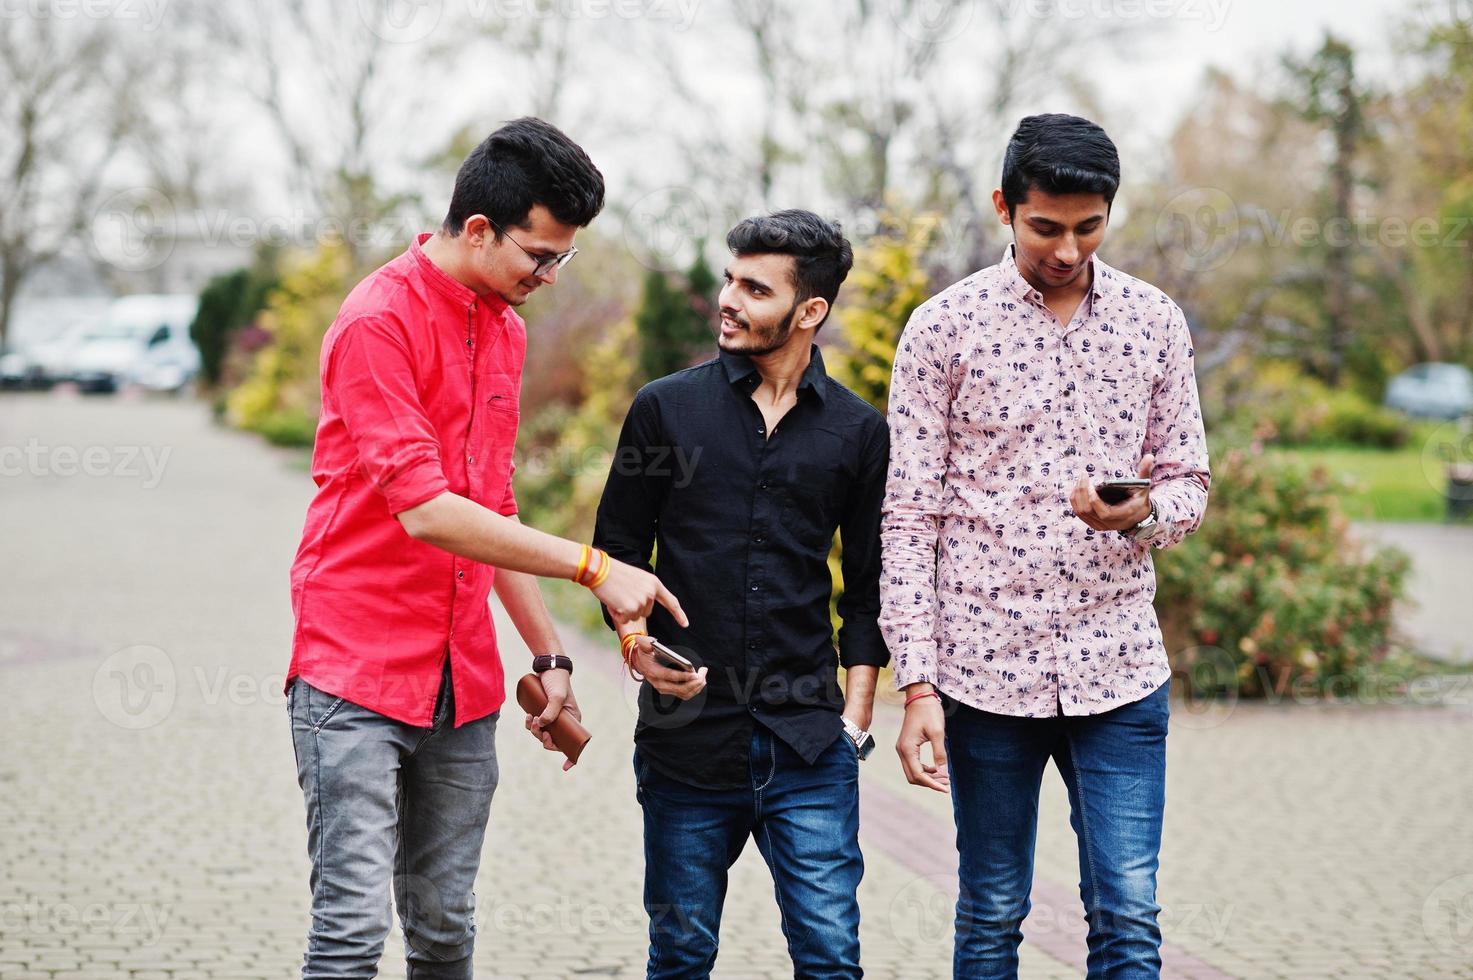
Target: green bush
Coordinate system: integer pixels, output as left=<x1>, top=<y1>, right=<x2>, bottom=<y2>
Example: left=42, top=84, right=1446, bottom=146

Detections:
left=1215, top=361, right=1415, bottom=449
left=254, top=408, right=318, bottom=448
left=226, top=242, right=354, bottom=440
left=1154, top=442, right=1411, bottom=697
left=190, top=253, right=279, bottom=389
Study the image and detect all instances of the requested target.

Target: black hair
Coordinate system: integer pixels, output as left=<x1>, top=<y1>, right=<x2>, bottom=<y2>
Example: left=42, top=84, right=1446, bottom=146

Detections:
left=1000, top=114, right=1121, bottom=217
left=442, top=117, right=605, bottom=237
left=725, top=209, right=853, bottom=328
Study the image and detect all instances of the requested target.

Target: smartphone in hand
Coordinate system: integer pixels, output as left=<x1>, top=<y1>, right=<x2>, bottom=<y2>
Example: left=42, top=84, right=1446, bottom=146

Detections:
left=649, top=638, right=697, bottom=673
left=1095, top=478, right=1151, bottom=505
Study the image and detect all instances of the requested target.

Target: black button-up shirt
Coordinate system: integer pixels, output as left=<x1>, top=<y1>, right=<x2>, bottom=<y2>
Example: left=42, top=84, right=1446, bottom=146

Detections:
left=593, top=346, right=890, bottom=789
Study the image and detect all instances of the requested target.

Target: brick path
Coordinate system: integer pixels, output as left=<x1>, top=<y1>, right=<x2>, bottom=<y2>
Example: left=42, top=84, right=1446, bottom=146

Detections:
left=2, top=392, right=1470, bottom=979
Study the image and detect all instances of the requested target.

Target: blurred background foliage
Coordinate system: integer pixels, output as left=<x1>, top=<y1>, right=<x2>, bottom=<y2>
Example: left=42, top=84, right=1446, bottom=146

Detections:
left=20, top=3, right=1471, bottom=695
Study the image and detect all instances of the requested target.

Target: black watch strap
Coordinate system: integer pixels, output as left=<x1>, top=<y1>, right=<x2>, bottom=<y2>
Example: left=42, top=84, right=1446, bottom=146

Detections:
left=532, top=654, right=573, bottom=675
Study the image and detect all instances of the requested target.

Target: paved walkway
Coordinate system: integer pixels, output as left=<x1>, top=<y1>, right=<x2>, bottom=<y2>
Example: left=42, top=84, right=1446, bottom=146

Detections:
left=1353, top=522, right=1473, bottom=664
left=1, top=392, right=1470, bottom=979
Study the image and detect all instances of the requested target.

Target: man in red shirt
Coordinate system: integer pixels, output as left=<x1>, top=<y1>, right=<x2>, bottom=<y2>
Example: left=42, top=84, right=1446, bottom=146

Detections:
left=285, top=117, right=685, bottom=979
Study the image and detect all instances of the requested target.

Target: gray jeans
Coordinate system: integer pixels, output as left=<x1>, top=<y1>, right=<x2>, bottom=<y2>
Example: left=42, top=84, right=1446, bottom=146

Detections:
left=288, top=666, right=499, bottom=979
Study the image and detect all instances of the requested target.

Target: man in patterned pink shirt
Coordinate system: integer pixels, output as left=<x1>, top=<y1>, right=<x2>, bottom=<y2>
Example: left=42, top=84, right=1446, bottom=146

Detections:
left=881, top=114, right=1210, bottom=978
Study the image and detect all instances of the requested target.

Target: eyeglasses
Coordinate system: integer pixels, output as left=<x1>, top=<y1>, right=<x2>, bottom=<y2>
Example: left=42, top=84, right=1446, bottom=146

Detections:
left=488, top=219, right=578, bottom=278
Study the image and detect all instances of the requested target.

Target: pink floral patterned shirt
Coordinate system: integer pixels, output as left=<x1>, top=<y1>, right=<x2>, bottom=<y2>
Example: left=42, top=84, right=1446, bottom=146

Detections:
left=881, top=247, right=1210, bottom=716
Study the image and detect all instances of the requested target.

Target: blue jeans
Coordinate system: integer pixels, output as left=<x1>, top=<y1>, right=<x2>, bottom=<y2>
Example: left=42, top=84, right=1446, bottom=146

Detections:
left=945, top=682, right=1170, bottom=980
left=634, top=727, right=864, bottom=979
left=288, top=667, right=499, bottom=979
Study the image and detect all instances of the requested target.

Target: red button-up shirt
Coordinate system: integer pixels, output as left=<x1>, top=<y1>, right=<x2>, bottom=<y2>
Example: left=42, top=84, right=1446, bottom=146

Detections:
left=287, top=234, right=524, bottom=727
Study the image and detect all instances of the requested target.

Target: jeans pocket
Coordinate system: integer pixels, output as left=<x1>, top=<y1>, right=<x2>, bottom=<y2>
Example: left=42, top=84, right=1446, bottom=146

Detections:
left=305, top=683, right=347, bottom=732
left=632, top=750, right=649, bottom=806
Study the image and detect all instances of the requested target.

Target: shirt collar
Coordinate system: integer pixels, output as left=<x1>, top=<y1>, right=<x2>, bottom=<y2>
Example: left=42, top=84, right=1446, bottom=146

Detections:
left=719, top=344, right=829, bottom=404
left=999, top=243, right=1115, bottom=312
left=410, top=233, right=508, bottom=313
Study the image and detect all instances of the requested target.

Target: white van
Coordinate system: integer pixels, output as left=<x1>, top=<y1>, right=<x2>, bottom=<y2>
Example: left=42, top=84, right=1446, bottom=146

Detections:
left=69, top=294, right=202, bottom=393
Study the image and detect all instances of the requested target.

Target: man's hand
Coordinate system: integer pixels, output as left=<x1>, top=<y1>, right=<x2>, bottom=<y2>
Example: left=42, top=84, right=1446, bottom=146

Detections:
left=1070, top=454, right=1154, bottom=533
left=626, top=635, right=707, bottom=700
left=524, top=668, right=581, bottom=772
left=594, top=559, right=688, bottom=628
left=896, top=683, right=949, bottom=793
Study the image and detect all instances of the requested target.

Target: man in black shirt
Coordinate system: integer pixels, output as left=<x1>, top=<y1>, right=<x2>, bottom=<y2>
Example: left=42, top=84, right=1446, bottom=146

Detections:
left=593, top=210, right=889, bottom=979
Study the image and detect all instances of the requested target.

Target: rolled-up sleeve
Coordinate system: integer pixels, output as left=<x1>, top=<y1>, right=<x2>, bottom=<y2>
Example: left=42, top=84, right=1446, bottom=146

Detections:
left=1145, top=303, right=1211, bottom=549
left=880, top=302, right=957, bottom=689
left=323, top=315, right=449, bottom=515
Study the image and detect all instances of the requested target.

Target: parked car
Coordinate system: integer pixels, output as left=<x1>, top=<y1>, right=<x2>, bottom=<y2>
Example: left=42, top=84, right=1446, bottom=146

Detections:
left=0, top=345, right=45, bottom=389
left=69, top=294, right=201, bottom=394
left=1384, top=362, right=1473, bottom=421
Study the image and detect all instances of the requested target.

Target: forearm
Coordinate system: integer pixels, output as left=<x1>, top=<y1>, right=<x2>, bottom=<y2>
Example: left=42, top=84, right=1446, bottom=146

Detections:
left=400, top=491, right=583, bottom=578
left=843, top=666, right=879, bottom=708
left=492, top=537, right=565, bottom=657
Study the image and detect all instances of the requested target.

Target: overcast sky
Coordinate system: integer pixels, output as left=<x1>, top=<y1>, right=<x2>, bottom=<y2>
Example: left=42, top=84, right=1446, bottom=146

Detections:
left=1102, top=0, right=1408, bottom=140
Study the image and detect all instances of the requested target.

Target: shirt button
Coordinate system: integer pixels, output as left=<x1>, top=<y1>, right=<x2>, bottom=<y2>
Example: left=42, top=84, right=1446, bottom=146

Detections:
left=759, top=481, right=769, bottom=490
left=750, top=583, right=759, bottom=592
left=467, top=455, right=474, bottom=463
left=757, top=427, right=765, bottom=435
left=754, top=534, right=765, bottom=544
left=457, top=570, right=465, bottom=580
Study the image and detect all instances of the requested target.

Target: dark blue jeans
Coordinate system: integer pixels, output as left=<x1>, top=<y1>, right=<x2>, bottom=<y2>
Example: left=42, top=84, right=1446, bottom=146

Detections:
left=634, top=726, right=863, bottom=979
left=946, top=682, right=1170, bottom=980
left=288, top=666, right=499, bottom=979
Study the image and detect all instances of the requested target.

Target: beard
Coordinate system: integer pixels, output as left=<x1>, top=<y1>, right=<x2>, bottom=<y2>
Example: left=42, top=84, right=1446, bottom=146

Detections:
left=717, top=297, right=802, bottom=357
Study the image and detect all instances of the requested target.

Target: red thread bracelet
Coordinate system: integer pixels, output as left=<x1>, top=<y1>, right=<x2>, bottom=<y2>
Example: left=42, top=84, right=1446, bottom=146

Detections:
left=905, top=690, right=942, bottom=708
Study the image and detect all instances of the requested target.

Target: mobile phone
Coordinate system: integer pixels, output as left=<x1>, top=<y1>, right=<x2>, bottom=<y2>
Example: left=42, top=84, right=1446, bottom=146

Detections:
left=649, top=638, right=697, bottom=673
left=1096, top=478, right=1151, bottom=505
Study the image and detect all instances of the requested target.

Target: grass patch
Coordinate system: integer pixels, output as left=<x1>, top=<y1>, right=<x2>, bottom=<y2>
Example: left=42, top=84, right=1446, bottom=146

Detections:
left=1268, top=433, right=1463, bottom=523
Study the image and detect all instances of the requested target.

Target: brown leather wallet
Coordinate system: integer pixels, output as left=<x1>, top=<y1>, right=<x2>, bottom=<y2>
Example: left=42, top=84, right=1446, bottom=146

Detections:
left=515, top=673, right=591, bottom=765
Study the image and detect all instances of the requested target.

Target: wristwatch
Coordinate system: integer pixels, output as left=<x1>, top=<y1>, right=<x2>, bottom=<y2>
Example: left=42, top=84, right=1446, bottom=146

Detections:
left=842, top=716, right=875, bottom=761
left=1126, top=501, right=1167, bottom=546
left=532, top=654, right=574, bottom=675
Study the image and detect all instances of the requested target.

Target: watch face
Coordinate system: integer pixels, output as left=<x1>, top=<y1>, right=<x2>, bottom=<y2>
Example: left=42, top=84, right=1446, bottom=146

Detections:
left=854, top=732, right=875, bottom=761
